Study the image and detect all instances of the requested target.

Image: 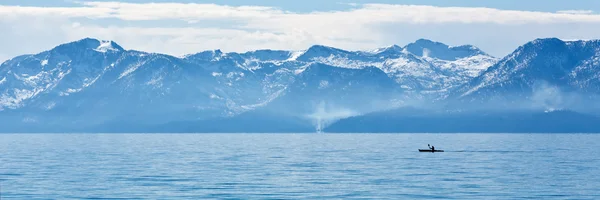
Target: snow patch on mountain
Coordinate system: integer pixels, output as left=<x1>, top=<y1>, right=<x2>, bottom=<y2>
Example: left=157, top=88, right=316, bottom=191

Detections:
left=95, top=40, right=123, bottom=53
left=119, top=61, right=145, bottom=79
left=310, top=55, right=375, bottom=69
left=61, top=64, right=112, bottom=96
left=319, top=80, right=330, bottom=89
left=3, top=87, right=45, bottom=109
left=382, top=57, right=430, bottom=76
left=428, top=55, right=498, bottom=77
left=61, top=88, right=82, bottom=96
left=44, top=101, right=56, bottom=110
left=146, top=75, right=164, bottom=87
left=288, top=50, right=305, bottom=61
left=240, top=87, right=287, bottom=111
left=368, top=45, right=402, bottom=54
left=209, top=94, right=222, bottom=99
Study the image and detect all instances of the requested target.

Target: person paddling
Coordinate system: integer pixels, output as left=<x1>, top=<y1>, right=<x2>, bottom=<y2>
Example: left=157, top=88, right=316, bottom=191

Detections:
left=419, top=144, right=442, bottom=153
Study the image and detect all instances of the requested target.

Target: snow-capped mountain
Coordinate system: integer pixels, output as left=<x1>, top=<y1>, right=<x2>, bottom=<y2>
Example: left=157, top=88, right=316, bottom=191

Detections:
left=325, top=38, right=600, bottom=133
left=0, top=37, right=500, bottom=131
left=404, top=39, right=489, bottom=61
left=295, top=41, right=497, bottom=95
left=273, top=64, right=400, bottom=110
left=0, top=38, right=230, bottom=127
left=455, top=38, right=600, bottom=112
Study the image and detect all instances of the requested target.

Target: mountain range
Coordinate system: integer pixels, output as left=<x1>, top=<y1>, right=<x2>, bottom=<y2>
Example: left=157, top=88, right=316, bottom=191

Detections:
left=1, top=37, right=600, bottom=133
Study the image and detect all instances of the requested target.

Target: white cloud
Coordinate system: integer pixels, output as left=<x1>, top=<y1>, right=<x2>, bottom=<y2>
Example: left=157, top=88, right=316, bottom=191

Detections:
left=0, top=2, right=281, bottom=21
left=557, top=10, right=594, bottom=15
left=3, top=2, right=600, bottom=24
left=1, top=2, right=600, bottom=60
left=60, top=25, right=320, bottom=55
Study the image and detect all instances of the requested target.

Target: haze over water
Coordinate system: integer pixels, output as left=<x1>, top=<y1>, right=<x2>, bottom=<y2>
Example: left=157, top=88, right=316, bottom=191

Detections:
left=1, top=133, right=599, bottom=199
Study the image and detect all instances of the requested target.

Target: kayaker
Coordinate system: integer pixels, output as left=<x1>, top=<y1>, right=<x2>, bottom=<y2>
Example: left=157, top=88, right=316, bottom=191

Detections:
left=427, top=144, right=435, bottom=152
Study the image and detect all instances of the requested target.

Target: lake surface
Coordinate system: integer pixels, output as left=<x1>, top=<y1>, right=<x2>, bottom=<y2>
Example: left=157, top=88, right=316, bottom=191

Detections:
left=1, top=133, right=599, bottom=199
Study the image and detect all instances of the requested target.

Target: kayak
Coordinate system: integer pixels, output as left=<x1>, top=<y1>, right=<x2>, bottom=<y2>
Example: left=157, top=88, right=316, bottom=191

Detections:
left=419, top=149, right=444, bottom=152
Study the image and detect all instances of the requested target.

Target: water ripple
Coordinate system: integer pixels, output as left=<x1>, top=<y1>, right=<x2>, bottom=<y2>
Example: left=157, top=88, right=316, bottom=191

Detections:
left=0, top=133, right=599, bottom=199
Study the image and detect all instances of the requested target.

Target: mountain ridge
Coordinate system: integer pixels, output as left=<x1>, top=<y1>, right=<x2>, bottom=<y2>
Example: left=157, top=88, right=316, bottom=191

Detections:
left=3, top=37, right=600, bottom=133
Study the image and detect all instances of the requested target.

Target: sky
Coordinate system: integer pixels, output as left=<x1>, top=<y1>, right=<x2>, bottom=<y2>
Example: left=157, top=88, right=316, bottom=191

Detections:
left=2, top=0, right=600, bottom=62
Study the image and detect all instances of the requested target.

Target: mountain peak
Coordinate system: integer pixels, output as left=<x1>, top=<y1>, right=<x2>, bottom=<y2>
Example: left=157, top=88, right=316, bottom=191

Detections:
left=513, top=38, right=568, bottom=56
left=95, top=40, right=125, bottom=53
left=53, top=38, right=125, bottom=53
left=457, top=37, right=600, bottom=100
left=184, top=49, right=224, bottom=61
left=531, top=37, right=564, bottom=44
left=369, top=45, right=403, bottom=54
left=296, top=45, right=350, bottom=61
left=305, top=44, right=343, bottom=52
left=413, top=39, right=447, bottom=47
left=524, top=38, right=600, bottom=52
left=404, top=39, right=488, bottom=61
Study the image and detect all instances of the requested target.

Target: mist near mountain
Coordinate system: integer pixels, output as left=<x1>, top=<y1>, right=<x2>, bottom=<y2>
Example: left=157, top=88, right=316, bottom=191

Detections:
left=1, top=37, right=600, bottom=133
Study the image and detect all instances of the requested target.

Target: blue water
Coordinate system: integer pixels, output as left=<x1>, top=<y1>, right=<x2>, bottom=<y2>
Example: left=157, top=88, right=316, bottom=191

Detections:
left=1, top=134, right=599, bottom=199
